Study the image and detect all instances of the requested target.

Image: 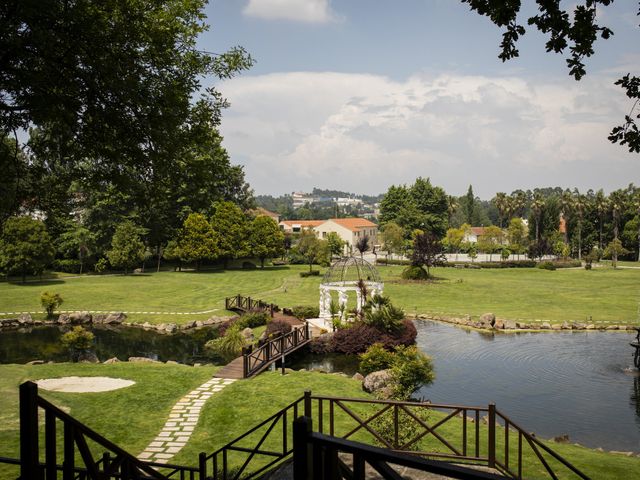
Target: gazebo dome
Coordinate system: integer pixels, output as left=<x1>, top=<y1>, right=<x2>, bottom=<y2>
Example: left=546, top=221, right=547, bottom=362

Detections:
left=322, top=256, right=381, bottom=285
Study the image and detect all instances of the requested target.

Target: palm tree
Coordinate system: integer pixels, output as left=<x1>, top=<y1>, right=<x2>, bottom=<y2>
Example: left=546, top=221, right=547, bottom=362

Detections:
left=531, top=192, right=545, bottom=243
left=594, top=189, right=608, bottom=250
left=492, top=192, right=507, bottom=227
left=511, top=190, right=528, bottom=218
left=633, top=192, right=640, bottom=262
left=609, top=190, right=627, bottom=266
left=572, top=190, right=587, bottom=260
left=560, top=189, right=574, bottom=245
left=446, top=195, right=459, bottom=225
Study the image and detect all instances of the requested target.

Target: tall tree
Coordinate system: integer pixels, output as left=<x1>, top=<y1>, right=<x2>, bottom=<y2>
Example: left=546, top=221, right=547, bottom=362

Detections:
left=0, top=216, right=55, bottom=282
left=326, top=232, right=345, bottom=258
left=530, top=192, right=545, bottom=243
left=248, top=216, right=285, bottom=268
left=492, top=192, right=508, bottom=227
left=381, top=222, right=405, bottom=259
left=560, top=189, right=574, bottom=244
left=609, top=190, right=627, bottom=266
left=410, top=232, right=446, bottom=277
left=463, top=185, right=475, bottom=225
left=355, top=235, right=370, bottom=258
left=210, top=202, right=249, bottom=269
left=56, top=224, right=96, bottom=274
left=572, top=191, right=587, bottom=260
left=295, top=230, right=322, bottom=273
left=594, top=189, right=609, bottom=250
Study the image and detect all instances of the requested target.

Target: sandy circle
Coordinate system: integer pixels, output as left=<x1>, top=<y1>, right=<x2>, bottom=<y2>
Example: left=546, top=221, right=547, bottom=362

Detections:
left=35, top=376, right=135, bottom=393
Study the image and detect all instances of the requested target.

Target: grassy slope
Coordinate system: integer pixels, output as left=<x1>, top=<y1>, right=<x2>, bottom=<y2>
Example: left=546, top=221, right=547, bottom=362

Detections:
left=1, top=264, right=639, bottom=325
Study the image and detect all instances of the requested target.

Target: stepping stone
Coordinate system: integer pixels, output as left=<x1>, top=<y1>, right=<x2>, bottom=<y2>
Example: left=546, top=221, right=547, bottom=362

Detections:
left=138, top=452, right=153, bottom=459
left=149, top=442, right=164, bottom=447
left=146, top=447, right=165, bottom=453
left=166, top=447, right=182, bottom=453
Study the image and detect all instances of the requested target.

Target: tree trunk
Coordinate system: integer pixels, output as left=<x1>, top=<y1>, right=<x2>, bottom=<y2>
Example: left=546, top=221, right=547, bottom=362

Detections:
left=156, top=245, right=162, bottom=273
left=261, top=258, right=265, bottom=269
left=578, top=221, right=582, bottom=260
left=79, top=259, right=83, bottom=275
left=599, top=217, right=603, bottom=250
left=196, top=260, right=200, bottom=272
left=309, top=262, right=312, bottom=273
left=613, top=213, right=619, bottom=267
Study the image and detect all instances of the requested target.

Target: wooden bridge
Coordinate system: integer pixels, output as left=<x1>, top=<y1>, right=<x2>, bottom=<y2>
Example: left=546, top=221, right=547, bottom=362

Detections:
left=214, top=322, right=311, bottom=379
left=225, top=294, right=277, bottom=317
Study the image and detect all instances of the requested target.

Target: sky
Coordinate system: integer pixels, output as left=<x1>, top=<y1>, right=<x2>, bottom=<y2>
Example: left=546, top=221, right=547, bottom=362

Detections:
left=199, top=0, right=640, bottom=199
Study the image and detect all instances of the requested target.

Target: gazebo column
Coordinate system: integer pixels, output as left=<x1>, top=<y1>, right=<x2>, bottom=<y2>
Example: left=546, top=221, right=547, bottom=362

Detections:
left=319, top=287, right=329, bottom=318
left=355, top=290, right=363, bottom=313
left=338, top=290, right=348, bottom=320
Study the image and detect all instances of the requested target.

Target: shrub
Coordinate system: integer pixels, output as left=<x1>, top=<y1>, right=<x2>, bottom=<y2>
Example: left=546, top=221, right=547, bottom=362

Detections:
left=237, top=311, right=269, bottom=329
left=94, top=258, right=108, bottom=273
left=370, top=405, right=431, bottom=450
left=537, top=261, right=556, bottom=271
left=291, top=305, right=320, bottom=320
left=330, top=319, right=417, bottom=354
left=390, top=345, right=435, bottom=399
left=401, top=265, right=428, bottom=280
left=299, top=270, right=320, bottom=278
left=309, top=335, right=332, bottom=354
left=359, top=343, right=395, bottom=376
left=362, top=294, right=405, bottom=333
left=266, top=320, right=292, bottom=337
left=52, top=259, right=82, bottom=273
left=272, top=259, right=289, bottom=266
left=40, top=291, right=63, bottom=318
left=205, top=323, right=246, bottom=362
left=551, top=259, right=582, bottom=269
left=61, top=326, right=94, bottom=350
left=376, top=258, right=411, bottom=266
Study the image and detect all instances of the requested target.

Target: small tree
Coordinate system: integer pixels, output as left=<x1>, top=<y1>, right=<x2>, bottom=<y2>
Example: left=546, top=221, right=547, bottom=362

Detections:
left=295, top=230, right=322, bottom=272
left=249, top=216, right=285, bottom=268
left=0, top=216, right=55, bottom=282
left=204, top=323, right=247, bottom=362
left=326, top=232, right=345, bottom=258
left=210, top=201, right=249, bottom=269
left=467, top=243, right=478, bottom=262
left=41, top=292, right=63, bottom=318
left=381, top=222, right=405, bottom=259
left=410, top=232, right=445, bottom=277
left=178, top=213, right=219, bottom=271
left=500, top=247, right=511, bottom=262
left=355, top=235, right=369, bottom=258
left=106, top=221, right=147, bottom=274
left=444, top=227, right=465, bottom=261
left=604, top=239, right=630, bottom=269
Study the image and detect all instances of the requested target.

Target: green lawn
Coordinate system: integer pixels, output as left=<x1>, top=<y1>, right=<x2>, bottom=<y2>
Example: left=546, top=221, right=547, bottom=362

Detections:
left=1, top=264, right=639, bottom=325
left=0, top=363, right=637, bottom=480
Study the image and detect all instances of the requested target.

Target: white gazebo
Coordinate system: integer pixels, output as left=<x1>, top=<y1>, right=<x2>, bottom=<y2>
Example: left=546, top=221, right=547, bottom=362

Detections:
left=319, top=256, right=383, bottom=320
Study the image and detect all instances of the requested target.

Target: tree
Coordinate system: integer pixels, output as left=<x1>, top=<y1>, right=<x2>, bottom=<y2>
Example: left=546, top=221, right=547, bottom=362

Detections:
left=0, top=216, right=55, bottom=282
left=211, top=202, right=249, bottom=268
left=594, top=189, right=609, bottom=250
left=492, top=192, right=508, bottom=227
left=478, top=225, right=503, bottom=261
left=530, top=192, right=545, bottom=243
left=106, top=221, right=146, bottom=274
left=560, top=189, right=574, bottom=245
left=41, top=292, right=63, bottom=319
left=507, top=217, right=528, bottom=258
left=572, top=191, right=588, bottom=260
left=56, top=224, right=95, bottom=274
left=609, top=190, right=627, bottom=266
left=381, top=222, right=405, bottom=259
left=464, top=1, right=639, bottom=153
left=410, top=232, right=446, bottom=277
left=249, top=216, right=285, bottom=268
left=444, top=227, right=465, bottom=261
left=177, top=213, right=218, bottom=271
left=355, top=235, right=370, bottom=258
left=326, top=232, right=345, bottom=258
left=604, top=239, right=630, bottom=269
left=463, top=185, right=476, bottom=225
left=295, top=230, right=322, bottom=272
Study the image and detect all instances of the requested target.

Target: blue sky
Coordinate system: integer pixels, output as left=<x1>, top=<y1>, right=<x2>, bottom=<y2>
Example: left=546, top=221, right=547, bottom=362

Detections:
left=199, top=1, right=639, bottom=199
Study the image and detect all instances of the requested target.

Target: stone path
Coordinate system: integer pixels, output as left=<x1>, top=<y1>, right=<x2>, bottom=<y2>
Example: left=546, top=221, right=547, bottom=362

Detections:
left=137, top=377, right=236, bottom=464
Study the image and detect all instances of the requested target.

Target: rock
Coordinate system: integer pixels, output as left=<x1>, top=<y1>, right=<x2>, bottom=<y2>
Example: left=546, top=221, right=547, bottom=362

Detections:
left=166, top=360, right=180, bottom=365
left=26, top=359, right=45, bottom=365
left=241, top=327, right=254, bottom=342
left=57, top=314, right=71, bottom=325
left=69, top=311, right=92, bottom=324
left=493, top=318, right=505, bottom=329
left=606, top=325, right=619, bottom=330
left=551, top=323, right=562, bottom=330
left=479, top=313, right=496, bottom=327
left=553, top=434, right=570, bottom=444
left=195, top=320, right=204, bottom=328
left=503, top=320, right=517, bottom=330
left=540, top=322, right=551, bottom=330
left=193, top=363, right=202, bottom=367
left=586, top=324, right=596, bottom=330
left=609, top=451, right=634, bottom=457
left=284, top=368, right=295, bottom=374
left=352, top=372, right=365, bottom=382
left=17, top=313, right=33, bottom=325
left=363, top=370, right=395, bottom=394
left=164, top=323, right=177, bottom=333
left=134, top=268, right=143, bottom=274
left=104, top=312, right=126, bottom=324
left=561, top=321, right=571, bottom=330
left=573, top=323, right=586, bottom=330
left=183, top=321, right=196, bottom=329
left=128, top=356, right=159, bottom=363
left=77, top=350, right=100, bottom=363
left=32, top=319, right=43, bottom=326
left=516, top=322, right=529, bottom=329
left=92, top=314, right=107, bottom=324
left=103, top=357, right=120, bottom=364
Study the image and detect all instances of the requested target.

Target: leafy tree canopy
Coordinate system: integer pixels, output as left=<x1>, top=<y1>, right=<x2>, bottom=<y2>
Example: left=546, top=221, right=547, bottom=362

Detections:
left=106, top=221, right=147, bottom=274
left=249, top=215, right=285, bottom=268
left=0, top=216, right=55, bottom=281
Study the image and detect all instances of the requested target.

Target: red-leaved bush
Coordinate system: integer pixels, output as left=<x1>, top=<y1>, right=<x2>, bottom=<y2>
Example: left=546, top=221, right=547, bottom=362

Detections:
left=329, top=319, right=416, bottom=354
left=266, top=320, right=292, bottom=337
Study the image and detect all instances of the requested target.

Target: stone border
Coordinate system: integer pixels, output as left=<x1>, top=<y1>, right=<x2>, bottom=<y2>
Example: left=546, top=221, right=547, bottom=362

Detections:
left=137, top=377, right=237, bottom=464
left=0, top=312, right=236, bottom=334
left=408, top=313, right=637, bottom=333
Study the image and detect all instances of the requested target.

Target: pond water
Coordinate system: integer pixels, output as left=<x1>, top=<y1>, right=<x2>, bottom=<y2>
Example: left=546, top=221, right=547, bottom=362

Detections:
left=0, top=325, right=219, bottom=364
left=290, top=320, right=640, bottom=453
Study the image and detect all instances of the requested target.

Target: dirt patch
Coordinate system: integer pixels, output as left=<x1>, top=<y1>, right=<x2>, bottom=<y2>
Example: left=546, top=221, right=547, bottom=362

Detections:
left=35, top=376, right=135, bottom=393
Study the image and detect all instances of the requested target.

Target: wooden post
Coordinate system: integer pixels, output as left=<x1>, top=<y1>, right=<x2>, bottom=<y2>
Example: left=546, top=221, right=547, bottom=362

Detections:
left=488, top=403, right=496, bottom=468
left=45, top=410, right=57, bottom=480
left=63, top=422, right=74, bottom=480
left=242, top=346, right=249, bottom=378
left=304, top=390, right=312, bottom=417
left=281, top=335, right=286, bottom=375
left=199, top=452, right=207, bottom=479
left=293, top=416, right=312, bottom=480
left=20, top=381, right=41, bottom=480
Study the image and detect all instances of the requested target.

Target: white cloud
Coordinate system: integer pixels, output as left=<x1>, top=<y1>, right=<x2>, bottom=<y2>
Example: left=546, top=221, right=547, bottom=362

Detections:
left=242, top=0, right=339, bottom=23
left=217, top=71, right=636, bottom=197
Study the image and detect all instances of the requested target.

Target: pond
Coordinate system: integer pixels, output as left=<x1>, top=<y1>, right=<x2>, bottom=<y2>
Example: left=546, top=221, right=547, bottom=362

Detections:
left=290, top=320, right=640, bottom=453
left=0, top=325, right=220, bottom=365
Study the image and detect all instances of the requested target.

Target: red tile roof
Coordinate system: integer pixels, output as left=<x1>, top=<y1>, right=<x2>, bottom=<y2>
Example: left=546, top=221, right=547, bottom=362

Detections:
left=328, top=218, right=377, bottom=232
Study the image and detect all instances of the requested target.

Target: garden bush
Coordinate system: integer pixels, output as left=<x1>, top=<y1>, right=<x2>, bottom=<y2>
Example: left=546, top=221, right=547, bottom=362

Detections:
left=61, top=326, right=94, bottom=351
left=309, top=335, right=332, bottom=354
left=40, top=291, right=63, bottom=318
left=370, top=405, right=431, bottom=449
left=237, top=311, right=269, bottom=329
left=376, top=258, right=411, bottom=266
left=359, top=343, right=395, bottom=376
left=401, top=265, right=429, bottom=280
left=550, top=259, right=582, bottom=269
left=390, top=345, right=435, bottom=399
left=362, top=294, right=405, bottom=333
left=537, top=261, right=557, bottom=271
left=330, top=319, right=416, bottom=354
left=52, top=259, right=82, bottom=273
left=266, top=320, right=292, bottom=338
left=291, top=305, right=320, bottom=320
left=299, top=270, right=320, bottom=277
left=205, top=324, right=246, bottom=362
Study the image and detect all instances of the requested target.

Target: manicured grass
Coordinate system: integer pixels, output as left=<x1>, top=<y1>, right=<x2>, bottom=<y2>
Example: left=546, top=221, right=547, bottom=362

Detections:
left=1, top=264, right=639, bottom=325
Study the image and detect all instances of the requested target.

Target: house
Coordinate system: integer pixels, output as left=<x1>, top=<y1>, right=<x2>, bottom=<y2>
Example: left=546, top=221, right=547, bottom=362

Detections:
left=463, top=227, right=487, bottom=244
left=279, top=219, right=324, bottom=233
left=291, top=192, right=314, bottom=209
left=314, top=217, right=379, bottom=254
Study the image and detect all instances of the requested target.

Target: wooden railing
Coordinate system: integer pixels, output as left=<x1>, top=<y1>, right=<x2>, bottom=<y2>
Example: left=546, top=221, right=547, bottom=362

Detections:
left=17, top=381, right=201, bottom=480
left=242, top=324, right=311, bottom=378
left=225, top=294, right=277, bottom=317
left=208, top=391, right=591, bottom=480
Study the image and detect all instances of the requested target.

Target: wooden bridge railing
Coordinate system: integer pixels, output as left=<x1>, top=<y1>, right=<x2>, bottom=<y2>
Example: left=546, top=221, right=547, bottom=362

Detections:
left=242, top=323, right=310, bottom=378
left=225, top=294, right=277, bottom=317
